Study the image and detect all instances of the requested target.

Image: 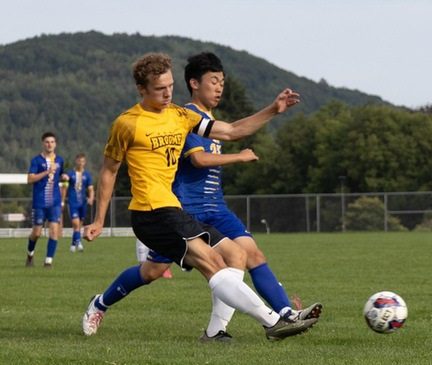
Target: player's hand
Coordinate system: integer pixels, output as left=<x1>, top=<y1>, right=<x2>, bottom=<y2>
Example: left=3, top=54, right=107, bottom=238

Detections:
left=239, top=148, right=259, bottom=162
left=273, top=88, right=300, bottom=113
left=84, top=222, right=102, bottom=241
left=48, top=164, right=57, bottom=174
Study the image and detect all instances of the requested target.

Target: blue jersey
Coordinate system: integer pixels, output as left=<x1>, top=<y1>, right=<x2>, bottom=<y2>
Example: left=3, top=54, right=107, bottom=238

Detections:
left=28, top=154, right=64, bottom=209
left=66, top=169, right=93, bottom=208
left=173, top=103, right=226, bottom=214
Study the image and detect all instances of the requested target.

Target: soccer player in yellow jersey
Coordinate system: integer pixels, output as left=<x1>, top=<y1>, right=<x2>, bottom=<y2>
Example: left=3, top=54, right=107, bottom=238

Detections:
left=82, top=53, right=316, bottom=340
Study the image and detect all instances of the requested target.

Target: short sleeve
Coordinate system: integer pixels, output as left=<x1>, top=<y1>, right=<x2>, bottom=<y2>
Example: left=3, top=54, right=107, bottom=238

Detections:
left=104, top=118, right=135, bottom=162
left=183, top=134, right=205, bottom=158
left=28, top=157, right=39, bottom=174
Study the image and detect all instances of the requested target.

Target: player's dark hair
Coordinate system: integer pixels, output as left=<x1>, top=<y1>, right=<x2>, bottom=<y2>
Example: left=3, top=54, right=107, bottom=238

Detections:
left=75, top=153, right=86, bottom=159
left=184, top=52, right=224, bottom=95
left=41, top=131, right=56, bottom=141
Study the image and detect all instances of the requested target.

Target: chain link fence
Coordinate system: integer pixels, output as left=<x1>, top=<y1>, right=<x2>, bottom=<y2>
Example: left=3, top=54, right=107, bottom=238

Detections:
left=1, top=192, right=432, bottom=236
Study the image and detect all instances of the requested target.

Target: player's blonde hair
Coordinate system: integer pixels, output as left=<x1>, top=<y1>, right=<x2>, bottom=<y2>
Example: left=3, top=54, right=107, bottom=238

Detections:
left=133, top=53, right=172, bottom=87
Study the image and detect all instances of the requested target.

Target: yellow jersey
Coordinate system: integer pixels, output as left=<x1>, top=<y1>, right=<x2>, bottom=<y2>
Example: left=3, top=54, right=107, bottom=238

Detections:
left=104, top=103, right=210, bottom=211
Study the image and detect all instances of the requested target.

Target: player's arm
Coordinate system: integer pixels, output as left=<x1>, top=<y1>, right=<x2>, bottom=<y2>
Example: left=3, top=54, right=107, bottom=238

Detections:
left=87, top=185, right=95, bottom=206
left=190, top=149, right=258, bottom=168
left=60, top=182, right=68, bottom=209
left=27, top=171, right=50, bottom=184
left=207, top=88, right=299, bottom=141
left=84, top=157, right=121, bottom=241
left=27, top=163, right=58, bottom=183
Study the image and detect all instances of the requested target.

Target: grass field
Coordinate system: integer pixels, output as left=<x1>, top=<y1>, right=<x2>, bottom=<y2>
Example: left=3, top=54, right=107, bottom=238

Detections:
left=0, top=232, right=431, bottom=365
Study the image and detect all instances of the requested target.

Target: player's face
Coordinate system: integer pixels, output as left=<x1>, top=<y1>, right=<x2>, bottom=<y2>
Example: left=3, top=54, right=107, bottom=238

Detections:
left=140, top=71, right=174, bottom=112
left=42, top=137, right=56, bottom=154
left=75, top=157, right=86, bottom=169
left=193, top=72, right=224, bottom=110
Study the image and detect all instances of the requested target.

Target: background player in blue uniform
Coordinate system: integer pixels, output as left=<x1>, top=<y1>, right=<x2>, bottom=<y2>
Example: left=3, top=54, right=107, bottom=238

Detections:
left=26, top=132, right=67, bottom=268
left=137, top=53, right=322, bottom=341
left=65, top=153, right=94, bottom=252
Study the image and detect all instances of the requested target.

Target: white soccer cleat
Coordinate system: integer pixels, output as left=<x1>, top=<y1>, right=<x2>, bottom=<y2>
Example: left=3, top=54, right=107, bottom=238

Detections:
left=70, top=245, right=76, bottom=253
left=77, top=243, right=84, bottom=252
left=82, top=295, right=105, bottom=336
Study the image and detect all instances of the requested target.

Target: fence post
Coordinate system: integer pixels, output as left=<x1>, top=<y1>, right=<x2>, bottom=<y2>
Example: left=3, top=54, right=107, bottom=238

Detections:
left=246, top=195, right=251, bottom=232
left=316, top=195, right=321, bottom=232
left=305, top=195, right=310, bottom=232
left=384, top=193, right=388, bottom=232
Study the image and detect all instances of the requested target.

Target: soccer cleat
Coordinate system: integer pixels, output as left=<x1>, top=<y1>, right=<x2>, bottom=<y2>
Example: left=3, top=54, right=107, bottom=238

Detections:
left=70, top=245, right=77, bottom=253
left=282, top=302, right=323, bottom=322
left=199, top=330, right=233, bottom=343
left=265, top=317, right=318, bottom=341
left=25, top=255, right=34, bottom=267
left=162, top=268, right=173, bottom=279
left=298, top=303, right=323, bottom=320
left=77, top=243, right=84, bottom=252
left=82, top=295, right=105, bottom=336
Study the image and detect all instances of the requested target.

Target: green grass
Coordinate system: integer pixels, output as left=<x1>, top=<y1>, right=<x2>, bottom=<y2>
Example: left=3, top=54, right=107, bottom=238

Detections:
left=1, top=232, right=431, bottom=365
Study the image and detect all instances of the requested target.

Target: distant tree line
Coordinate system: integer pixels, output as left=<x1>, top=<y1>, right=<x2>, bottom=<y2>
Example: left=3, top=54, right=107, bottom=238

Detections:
left=1, top=31, right=431, bottom=200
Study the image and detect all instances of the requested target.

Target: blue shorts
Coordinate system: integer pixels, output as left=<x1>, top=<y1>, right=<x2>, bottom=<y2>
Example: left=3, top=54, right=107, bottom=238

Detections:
left=193, top=207, right=252, bottom=240
left=32, top=206, right=62, bottom=225
left=69, top=205, right=87, bottom=221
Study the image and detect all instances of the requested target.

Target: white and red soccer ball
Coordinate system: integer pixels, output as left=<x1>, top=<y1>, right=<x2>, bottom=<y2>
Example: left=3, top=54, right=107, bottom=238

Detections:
left=363, top=291, right=408, bottom=334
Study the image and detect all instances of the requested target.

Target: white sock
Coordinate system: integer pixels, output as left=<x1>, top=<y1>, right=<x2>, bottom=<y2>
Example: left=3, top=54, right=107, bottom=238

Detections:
left=136, top=239, right=150, bottom=263
left=208, top=268, right=279, bottom=328
left=206, top=268, right=244, bottom=337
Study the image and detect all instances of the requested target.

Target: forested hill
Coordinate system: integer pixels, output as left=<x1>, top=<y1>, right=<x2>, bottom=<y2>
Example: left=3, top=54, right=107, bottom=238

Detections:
left=0, top=31, right=386, bottom=173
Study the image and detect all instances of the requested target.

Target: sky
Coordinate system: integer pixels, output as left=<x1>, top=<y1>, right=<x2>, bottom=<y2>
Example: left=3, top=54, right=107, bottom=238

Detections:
left=1, top=0, right=431, bottom=108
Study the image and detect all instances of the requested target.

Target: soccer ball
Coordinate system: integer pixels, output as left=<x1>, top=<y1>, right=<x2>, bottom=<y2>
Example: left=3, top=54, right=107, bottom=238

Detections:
left=363, top=291, right=408, bottom=334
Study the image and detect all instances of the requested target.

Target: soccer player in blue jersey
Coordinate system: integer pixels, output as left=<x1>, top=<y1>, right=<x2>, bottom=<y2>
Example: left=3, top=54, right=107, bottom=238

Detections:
left=136, top=52, right=322, bottom=341
left=26, top=132, right=68, bottom=268
left=65, top=153, right=94, bottom=252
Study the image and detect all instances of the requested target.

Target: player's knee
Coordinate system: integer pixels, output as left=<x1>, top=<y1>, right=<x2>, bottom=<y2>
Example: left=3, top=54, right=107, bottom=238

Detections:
left=246, top=248, right=266, bottom=269
left=140, top=262, right=168, bottom=282
left=225, top=245, right=247, bottom=269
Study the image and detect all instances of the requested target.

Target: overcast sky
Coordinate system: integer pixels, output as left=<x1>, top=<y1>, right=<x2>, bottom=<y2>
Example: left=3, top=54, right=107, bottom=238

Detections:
left=1, top=0, right=430, bottom=108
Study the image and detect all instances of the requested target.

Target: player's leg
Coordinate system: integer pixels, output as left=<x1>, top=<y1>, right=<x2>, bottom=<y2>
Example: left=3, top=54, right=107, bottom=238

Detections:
left=26, top=209, right=43, bottom=266
left=184, top=237, right=317, bottom=339
left=185, top=238, right=275, bottom=325
left=136, top=238, right=173, bottom=278
left=204, top=209, right=322, bottom=323
left=70, top=217, right=81, bottom=252
left=70, top=205, right=84, bottom=252
left=236, top=236, right=322, bottom=321
left=199, top=238, right=247, bottom=340
left=136, top=238, right=150, bottom=263
left=83, top=255, right=171, bottom=336
left=44, top=207, right=61, bottom=267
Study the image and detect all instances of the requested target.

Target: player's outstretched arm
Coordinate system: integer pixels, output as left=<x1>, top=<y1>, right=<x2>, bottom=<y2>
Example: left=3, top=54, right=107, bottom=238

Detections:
left=84, top=156, right=121, bottom=241
left=190, top=148, right=258, bottom=168
left=208, top=88, right=299, bottom=141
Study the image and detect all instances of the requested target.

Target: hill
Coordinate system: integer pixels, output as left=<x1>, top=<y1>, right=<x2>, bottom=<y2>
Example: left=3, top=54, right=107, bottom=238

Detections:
left=0, top=31, right=386, bottom=173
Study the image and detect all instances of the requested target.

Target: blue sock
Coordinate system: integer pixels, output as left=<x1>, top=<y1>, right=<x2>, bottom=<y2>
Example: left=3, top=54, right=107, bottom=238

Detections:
left=72, top=231, right=81, bottom=245
left=46, top=238, right=58, bottom=258
left=27, top=238, right=37, bottom=253
left=249, top=263, right=291, bottom=312
left=95, top=265, right=147, bottom=311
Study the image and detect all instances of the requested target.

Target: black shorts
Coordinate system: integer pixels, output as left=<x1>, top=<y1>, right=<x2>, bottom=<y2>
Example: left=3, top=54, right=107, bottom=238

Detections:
left=131, top=207, right=226, bottom=270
